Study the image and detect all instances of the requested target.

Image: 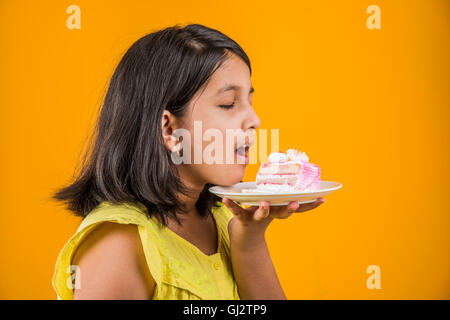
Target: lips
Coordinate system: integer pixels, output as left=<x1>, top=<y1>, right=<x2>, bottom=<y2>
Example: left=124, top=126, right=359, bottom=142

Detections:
left=233, top=131, right=255, bottom=164
left=236, top=144, right=250, bottom=157
left=235, top=140, right=253, bottom=164
left=235, top=137, right=254, bottom=154
left=236, top=134, right=255, bottom=150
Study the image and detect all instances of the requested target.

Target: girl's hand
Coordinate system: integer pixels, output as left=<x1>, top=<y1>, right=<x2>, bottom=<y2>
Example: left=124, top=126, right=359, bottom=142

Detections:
left=223, top=197, right=325, bottom=251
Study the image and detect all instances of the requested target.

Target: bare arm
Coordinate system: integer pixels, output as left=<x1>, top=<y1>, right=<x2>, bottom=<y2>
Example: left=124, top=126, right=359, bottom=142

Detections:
left=223, top=197, right=325, bottom=300
left=228, top=217, right=285, bottom=299
left=71, top=222, right=155, bottom=300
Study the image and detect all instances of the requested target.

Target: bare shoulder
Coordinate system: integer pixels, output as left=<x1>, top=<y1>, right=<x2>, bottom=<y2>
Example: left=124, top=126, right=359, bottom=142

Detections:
left=72, top=221, right=155, bottom=300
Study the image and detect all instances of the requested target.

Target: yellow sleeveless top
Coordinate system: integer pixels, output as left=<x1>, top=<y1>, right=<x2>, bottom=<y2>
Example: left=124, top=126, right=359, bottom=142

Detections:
left=52, top=200, right=240, bottom=300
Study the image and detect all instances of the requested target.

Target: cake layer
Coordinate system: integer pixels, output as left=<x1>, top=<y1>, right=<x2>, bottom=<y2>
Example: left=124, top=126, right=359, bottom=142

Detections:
left=258, top=162, right=301, bottom=175
left=256, top=174, right=298, bottom=185
left=253, top=150, right=322, bottom=193
left=255, top=161, right=321, bottom=192
left=255, top=183, right=320, bottom=192
left=255, top=183, right=295, bottom=192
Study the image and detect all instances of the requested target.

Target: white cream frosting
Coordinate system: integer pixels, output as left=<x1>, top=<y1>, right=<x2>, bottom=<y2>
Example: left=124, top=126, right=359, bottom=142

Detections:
left=268, top=152, right=289, bottom=163
left=286, top=149, right=309, bottom=162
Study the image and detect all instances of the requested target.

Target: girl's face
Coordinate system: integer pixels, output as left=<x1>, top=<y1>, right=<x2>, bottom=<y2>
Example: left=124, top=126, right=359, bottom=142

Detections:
left=173, top=52, right=261, bottom=187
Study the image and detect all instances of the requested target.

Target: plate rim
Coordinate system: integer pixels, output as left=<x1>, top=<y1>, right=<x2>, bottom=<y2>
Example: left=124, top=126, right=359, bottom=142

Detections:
left=208, top=180, right=342, bottom=196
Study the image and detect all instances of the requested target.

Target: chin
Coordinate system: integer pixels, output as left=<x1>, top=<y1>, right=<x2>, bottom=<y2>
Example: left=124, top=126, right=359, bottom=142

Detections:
left=212, top=165, right=246, bottom=186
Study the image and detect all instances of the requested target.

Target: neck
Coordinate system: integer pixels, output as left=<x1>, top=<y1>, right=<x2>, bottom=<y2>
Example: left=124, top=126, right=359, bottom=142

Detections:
left=176, top=165, right=206, bottom=218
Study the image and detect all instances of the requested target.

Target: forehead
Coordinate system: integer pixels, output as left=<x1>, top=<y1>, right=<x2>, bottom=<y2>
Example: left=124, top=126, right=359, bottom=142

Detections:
left=205, top=53, right=251, bottom=94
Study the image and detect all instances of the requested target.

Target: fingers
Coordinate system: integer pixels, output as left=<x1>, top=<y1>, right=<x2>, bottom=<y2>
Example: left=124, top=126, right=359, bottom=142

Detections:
left=287, top=201, right=300, bottom=213
left=223, top=197, right=326, bottom=221
left=269, top=198, right=325, bottom=218
left=268, top=201, right=297, bottom=219
left=223, top=198, right=271, bottom=222
left=254, top=202, right=270, bottom=221
left=269, top=201, right=298, bottom=214
left=295, top=197, right=325, bottom=213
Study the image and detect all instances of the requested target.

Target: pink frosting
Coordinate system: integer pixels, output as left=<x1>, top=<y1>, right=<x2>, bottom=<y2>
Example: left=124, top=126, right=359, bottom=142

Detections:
left=256, top=160, right=321, bottom=191
left=294, top=161, right=321, bottom=190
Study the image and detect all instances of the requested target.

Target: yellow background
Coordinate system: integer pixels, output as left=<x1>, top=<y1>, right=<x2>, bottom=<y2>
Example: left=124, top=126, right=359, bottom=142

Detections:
left=0, top=0, right=448, bottom=299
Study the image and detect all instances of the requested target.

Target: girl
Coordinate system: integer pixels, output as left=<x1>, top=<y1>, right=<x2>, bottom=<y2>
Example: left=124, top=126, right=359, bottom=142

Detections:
left=51, top=24, right=325, bottom=300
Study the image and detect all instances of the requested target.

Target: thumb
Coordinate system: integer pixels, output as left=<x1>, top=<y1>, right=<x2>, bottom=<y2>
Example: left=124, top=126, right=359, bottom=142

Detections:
left=222, top=197, right=244, bottom=217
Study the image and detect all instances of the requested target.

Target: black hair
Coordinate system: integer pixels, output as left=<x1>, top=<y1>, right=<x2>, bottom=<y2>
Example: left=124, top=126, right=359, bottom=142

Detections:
left=51, top=24, right=252, bottom=226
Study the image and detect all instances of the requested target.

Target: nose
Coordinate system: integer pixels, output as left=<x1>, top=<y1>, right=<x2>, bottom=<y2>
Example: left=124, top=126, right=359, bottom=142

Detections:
left=242, top=105, right=261, bottom=132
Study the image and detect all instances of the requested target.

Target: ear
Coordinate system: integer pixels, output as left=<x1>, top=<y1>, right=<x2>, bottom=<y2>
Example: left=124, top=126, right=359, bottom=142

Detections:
left=161, top=110, right=180, bottom=152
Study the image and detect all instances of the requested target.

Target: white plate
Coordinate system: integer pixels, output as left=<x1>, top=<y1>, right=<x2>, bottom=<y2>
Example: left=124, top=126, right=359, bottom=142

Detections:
left=209, top=181, right=342, bottom=206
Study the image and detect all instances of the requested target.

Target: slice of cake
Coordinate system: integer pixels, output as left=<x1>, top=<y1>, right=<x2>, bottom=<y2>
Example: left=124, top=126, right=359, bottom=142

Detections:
left=244, top=149, right=321, bottom=193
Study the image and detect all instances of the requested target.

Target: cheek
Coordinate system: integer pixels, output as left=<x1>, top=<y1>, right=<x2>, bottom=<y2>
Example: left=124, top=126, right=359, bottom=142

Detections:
left=180, top=118, right=246, bottom=185
left=201, top=131, right=247, bottom=185
left=204, top=163, right=246, bottom=186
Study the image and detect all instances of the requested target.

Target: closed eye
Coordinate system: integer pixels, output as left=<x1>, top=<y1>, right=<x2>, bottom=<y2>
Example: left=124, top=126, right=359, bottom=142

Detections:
left=219, top=102, right=235, bottom=109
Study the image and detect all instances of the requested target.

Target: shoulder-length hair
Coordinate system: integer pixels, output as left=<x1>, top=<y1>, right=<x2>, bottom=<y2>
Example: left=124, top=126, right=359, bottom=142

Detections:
left=51, top=23, right=252, bottom=226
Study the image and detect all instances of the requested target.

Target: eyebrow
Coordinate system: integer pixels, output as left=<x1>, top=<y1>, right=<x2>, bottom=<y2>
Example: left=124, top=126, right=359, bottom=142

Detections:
left=216, top=84, right=254, bottom=95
